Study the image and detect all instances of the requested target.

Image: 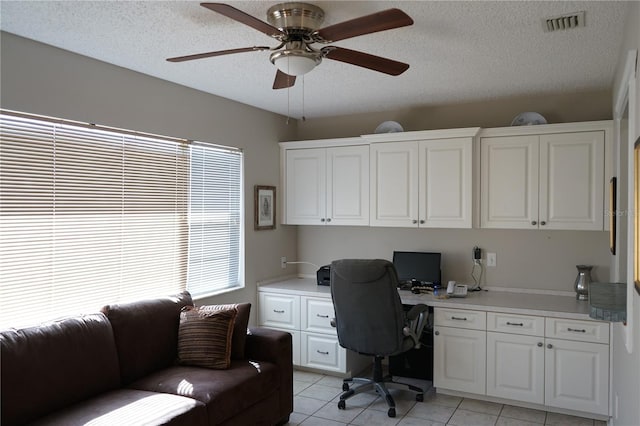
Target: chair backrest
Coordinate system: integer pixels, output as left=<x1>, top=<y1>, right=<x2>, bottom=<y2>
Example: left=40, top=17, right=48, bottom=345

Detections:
left=330, top=259, right=406, bottom=356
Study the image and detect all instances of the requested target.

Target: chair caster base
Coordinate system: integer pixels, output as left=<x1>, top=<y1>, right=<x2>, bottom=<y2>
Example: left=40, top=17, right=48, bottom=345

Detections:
left=342, top=383, right=349, bottom=391
left=387, top=407, right=396, bottom=417
left=338, top=400, right=346, bottom=410
left=416, top=393, right=424, bottom=402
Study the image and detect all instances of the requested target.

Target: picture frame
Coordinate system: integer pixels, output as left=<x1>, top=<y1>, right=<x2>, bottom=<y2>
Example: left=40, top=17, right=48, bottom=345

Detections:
left=254, top=185, right=276, bottom=230
left=635, top=138, right=640, bottom=295
left=610, top=177, right=617, bottom=255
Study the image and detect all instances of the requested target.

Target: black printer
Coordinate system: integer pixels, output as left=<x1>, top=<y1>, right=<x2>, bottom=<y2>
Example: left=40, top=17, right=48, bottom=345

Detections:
left=316, top=265, right=331, bottom=286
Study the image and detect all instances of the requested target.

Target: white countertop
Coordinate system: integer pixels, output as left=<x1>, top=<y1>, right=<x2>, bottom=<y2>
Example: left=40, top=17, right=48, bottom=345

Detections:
left=258, top=277, right=594, bottom=321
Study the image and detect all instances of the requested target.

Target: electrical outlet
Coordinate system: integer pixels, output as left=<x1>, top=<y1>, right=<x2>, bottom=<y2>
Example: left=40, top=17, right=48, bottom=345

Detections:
left=280, top=256, right=287, bottom=269
left=487, top=253, right=497, bottom=267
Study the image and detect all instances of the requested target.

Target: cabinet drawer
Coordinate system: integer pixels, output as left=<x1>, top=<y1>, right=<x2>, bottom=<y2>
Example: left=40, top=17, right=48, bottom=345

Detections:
left=487, top=312, right=544, bottom=336
left=302, top=297, right=336, bottom=334
left=301, top=332, right=346, bottom=373
left=434, top=308, right=486, bottom=330
left=258, top=293, right=300, bottom=330
left=545, top=318, right=609, bottom=344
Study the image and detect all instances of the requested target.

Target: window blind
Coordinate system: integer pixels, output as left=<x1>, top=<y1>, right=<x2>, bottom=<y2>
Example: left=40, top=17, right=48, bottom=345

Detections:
left=187, top=144, right=243, bottom=297
left=0, top=111, right=243, bottom=328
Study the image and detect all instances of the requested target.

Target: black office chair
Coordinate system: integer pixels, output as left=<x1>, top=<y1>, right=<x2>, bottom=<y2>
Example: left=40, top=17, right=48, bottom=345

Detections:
left=330, top=259, right=430, bottom=418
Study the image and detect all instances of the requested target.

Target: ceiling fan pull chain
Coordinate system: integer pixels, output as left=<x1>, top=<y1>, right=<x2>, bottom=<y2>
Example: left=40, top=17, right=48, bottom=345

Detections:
left=302, top=75, right=306, bottom=122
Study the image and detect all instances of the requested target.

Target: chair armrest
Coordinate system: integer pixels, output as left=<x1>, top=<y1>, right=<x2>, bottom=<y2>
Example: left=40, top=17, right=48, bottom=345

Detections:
left=405, top=303, right=429, bottom=320
left=403, top=304, right=430, bottom=348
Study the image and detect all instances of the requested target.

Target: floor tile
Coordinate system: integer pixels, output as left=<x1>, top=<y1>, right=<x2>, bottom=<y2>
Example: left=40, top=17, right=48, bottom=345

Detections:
left=300, top=415, right=347, bottom=426
left=544, top=412, right=594, bottom=426
left=317, top=375, right=347, bottom=389
left=350, top=407, right=403, bottom=426
left=496, top=417, right=545, bottom=426
left=397, top=417, right=445, bottom=426
left=404, top=401, right=456, bottom=423
left=298, top=383, right=342, bottom=402
left=312, top=400, right=364, bottom=423
left=285, top=412, right=309, bottom=425
left=422, top=391, right=463, bottom=408
left=332, top=389, right=379, bottom=409
left=294, top=370, right=325, bottom=383
left=500, top=405, right=546, bottom=424
left=447, top=408, right=499, bottom=426
left=294, top=395, right=327, bottom=415
left=458, top=398, right=503, bottom=415
left=294, top=380, right=313, bottom=394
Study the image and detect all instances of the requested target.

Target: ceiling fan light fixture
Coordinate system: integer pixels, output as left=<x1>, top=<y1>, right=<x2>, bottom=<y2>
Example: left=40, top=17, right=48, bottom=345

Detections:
left=270, top=49, right=322, bottom=76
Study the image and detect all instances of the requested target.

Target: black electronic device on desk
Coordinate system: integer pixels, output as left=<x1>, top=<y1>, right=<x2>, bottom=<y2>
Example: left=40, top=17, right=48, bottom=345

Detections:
left=316, top=265, right=331, bottom=286
left=393, top=251, right=441, bottom=290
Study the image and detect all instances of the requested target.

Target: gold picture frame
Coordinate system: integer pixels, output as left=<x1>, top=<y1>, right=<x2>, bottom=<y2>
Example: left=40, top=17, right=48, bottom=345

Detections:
left=635, top=138, right=640, bottom=295
left=254, top=185, right=276, bottom=230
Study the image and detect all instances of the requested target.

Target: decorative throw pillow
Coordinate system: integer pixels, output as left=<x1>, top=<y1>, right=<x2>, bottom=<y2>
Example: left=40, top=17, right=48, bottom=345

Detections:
left=195, top=303, right=251, bottom=359
left=177, top=306, right=237, bottom=369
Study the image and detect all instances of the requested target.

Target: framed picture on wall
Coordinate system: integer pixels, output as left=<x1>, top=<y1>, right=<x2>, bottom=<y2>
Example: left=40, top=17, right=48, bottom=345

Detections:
left=255, top=185, right=276, bottom=230
left=635, top=138, right=640, bottom=295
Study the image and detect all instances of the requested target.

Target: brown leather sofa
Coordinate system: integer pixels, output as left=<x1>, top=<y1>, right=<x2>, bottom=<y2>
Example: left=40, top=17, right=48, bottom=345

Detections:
left=0, top=292, right=293, bottom=426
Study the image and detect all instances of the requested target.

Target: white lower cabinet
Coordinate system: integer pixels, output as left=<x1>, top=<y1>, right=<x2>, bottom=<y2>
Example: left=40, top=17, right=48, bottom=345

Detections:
left=435, top=308, right=610, bottom=418
left=258, top=290, right=368, bottom=375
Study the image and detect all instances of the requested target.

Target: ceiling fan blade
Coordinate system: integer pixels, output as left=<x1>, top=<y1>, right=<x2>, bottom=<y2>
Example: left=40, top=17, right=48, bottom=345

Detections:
left=201, top=3, right=286, bottom=39
left=167, top=46, right=270, bottom=62
left=323, top=47, right=409, bottom=76
left=273, top=70, right=296, bottom=90
left=316, top=8, right=413, bottom=43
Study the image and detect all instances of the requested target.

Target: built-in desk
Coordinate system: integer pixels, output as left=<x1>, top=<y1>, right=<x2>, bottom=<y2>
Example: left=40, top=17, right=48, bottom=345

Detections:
left=258, top=277, right=611, bottom=420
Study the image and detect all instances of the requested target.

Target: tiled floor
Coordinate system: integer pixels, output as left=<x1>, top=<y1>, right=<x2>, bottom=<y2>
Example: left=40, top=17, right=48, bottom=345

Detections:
left=286, top=369, right=607, bottom=426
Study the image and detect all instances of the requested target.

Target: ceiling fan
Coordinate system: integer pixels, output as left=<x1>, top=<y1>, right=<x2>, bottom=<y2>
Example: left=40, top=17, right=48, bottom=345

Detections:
left=167, top=2, right=414, bottom=89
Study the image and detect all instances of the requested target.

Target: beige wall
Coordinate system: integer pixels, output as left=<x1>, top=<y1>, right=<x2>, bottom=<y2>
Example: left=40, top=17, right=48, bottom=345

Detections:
left=295, top=89, right=612, bottom=140
left=610, top=2, right=640, bottom=425
left=0, top=32, right=298, bottom=324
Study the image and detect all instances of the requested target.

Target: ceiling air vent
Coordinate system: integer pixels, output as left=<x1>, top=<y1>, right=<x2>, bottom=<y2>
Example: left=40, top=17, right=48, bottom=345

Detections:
left=542, top=11, right=585, bottom=32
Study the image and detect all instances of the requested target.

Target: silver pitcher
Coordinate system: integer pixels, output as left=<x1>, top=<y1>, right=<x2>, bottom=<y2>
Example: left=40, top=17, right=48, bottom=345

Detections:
left=574, top=265, right=593, bottom=301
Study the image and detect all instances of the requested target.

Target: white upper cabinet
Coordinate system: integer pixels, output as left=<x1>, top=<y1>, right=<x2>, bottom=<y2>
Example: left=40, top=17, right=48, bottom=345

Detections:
left=480, top=124, right=607, bottom=231
left=283, top=142, right=369, bottom=226
left=367, top=129, right=477, bottom=228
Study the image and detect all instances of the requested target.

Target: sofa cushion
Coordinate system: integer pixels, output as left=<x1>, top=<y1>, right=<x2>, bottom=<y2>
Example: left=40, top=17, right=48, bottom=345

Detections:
left=102, top=291, right=193, bottom=384
left=0, top=313, right=121, bottom=426
left=128, top=360, right=280, bottom=425
left=190, top=303, right=251, bottom=359
left=178, top=306, right=237, bottom=369
left=28, top=389, right=208, bottom=426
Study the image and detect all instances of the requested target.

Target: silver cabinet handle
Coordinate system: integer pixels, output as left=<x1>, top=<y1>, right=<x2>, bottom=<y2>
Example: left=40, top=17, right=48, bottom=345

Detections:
left=326, top=218, right=331, bottom=223
left=412, top=220, right=418, bottom=224
left=506, top=322, right=524, bottom=326
left=568, top=328, right=586, bottom=333
left=434, top=331, right=440, bottom=336
left=316, top=314, right=329, bottom=318
left=317, top=350, right=329, bottom=355
left=419, top=220, right=425, bottom=224
left=540, top=221, right=546, bottom=225
left=531, top=221, right=537, bottom=225
left=537, top=342, right=543, bottom=347
left=320, top=218, right=325, bottom=222
left=547, top=344, right=553, bottom=349
left=273, top=309, right=285, bottom=314
left=451, top=316, right=467, bottom=321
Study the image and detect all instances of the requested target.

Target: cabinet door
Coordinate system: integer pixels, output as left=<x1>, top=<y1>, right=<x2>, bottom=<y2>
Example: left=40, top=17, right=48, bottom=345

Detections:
left=370, top=142, right=419, bottom=227
left=433, top=326, right=486, bottom=394
left=285, top=149, right=326, bottom=225
left=544, top=338, right=609, bottom=415
left=481, top=135, right=539, bottom=229
left=418, top=138, right=473, bottom=228
left=326, top=145, right=369, bottom=226
left=486, top=332, right=544, bottom=404
left=539, top=131, right=605, bottom=230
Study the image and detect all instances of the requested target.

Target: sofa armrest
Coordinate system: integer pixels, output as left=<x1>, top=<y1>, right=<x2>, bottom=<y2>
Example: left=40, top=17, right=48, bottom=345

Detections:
left=245, top=327, right=293, bottom=424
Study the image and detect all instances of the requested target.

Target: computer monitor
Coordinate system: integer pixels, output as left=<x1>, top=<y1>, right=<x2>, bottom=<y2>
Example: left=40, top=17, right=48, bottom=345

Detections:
left=392, top=251, right=441, bottom=286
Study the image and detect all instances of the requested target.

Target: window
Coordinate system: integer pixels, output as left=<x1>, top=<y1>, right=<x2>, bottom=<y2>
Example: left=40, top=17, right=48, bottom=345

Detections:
left=0, top=111, right=243, bottom=327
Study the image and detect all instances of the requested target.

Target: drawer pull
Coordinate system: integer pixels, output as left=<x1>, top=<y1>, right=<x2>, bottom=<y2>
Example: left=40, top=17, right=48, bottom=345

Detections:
left=547, top=344, right=553, bottom=349
left=567, top=327, right=586, bottom=333
left=316, top=350, right=329, bottom=355
left=435, top=331, right=440, bottom=336
left=506, top=322, right=524, bottom=326
left=273, top=309, right=285, bottom=314
left=451, top=316, right=467, bottom=321
left=316, top=314, right=329, bottom=318
left=537, top=342, right=543, bottom=347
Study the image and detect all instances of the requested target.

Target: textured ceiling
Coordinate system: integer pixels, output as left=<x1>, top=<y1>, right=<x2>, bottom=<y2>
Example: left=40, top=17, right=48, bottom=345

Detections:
left=0, top=1, right=630, bottom=119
